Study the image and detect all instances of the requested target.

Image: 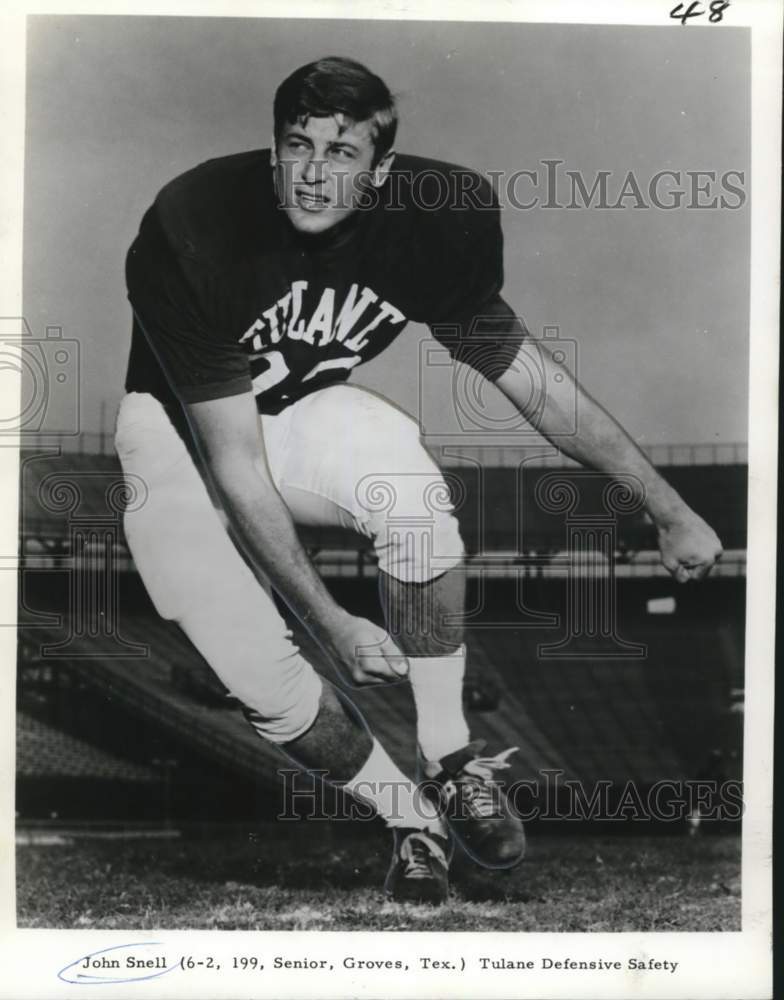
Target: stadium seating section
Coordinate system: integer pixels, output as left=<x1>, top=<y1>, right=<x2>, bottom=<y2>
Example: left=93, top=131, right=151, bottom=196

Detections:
left=17, top=711, right=158, bottom=782
left=16, top=448, right=746, bottom=820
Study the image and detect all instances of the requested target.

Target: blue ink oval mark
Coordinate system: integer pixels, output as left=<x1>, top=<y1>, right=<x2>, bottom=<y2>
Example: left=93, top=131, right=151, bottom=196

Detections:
left=58, top=941, right=180, bottom=985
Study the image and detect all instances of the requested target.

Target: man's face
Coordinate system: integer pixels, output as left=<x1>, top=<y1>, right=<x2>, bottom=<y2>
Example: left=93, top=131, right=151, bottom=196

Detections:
left=273, top=115, right=382, bottom=235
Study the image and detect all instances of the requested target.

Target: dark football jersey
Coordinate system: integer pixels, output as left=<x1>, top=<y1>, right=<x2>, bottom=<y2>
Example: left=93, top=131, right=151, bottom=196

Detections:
left=125, top=150, right=527, bottom=414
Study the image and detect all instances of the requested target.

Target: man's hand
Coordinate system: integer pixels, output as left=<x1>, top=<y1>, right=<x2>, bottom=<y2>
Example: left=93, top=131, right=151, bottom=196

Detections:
left=324, top=611, right=409, bottom=686
left=656, top=509, right=723, bottom=583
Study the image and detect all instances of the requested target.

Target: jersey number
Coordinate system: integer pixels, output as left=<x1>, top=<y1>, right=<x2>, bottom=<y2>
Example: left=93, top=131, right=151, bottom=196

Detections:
left=251, top=351, right=362, bottom=397
left=251, top=351, right=290, bottom=395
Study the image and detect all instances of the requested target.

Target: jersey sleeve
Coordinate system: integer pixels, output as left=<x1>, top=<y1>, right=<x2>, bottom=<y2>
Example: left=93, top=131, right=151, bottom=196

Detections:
left=125, top=206, right=252, bottom=404
left=426, top=185, right=529, bottom=381
left=432, top=293, right=530, bottom=381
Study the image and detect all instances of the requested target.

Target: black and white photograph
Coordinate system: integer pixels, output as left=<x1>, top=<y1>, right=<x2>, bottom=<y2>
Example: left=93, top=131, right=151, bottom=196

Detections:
left=0, top=2, right=778, bottom=998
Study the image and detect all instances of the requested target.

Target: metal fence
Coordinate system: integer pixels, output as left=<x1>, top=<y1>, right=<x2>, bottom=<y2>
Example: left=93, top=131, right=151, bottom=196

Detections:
left=23, top=433, right=748, bottom=467
left=438, top=441, right=748, bottom=468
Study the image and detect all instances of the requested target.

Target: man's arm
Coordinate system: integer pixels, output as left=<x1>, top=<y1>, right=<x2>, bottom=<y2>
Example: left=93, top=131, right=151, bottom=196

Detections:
left=494, top=339, right=723, bottom=582
left=185, top=391, right=408, bottom=683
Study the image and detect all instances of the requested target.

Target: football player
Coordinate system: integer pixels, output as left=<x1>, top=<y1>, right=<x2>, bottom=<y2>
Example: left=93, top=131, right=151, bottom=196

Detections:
left=118, top=56, right=722, bottom=903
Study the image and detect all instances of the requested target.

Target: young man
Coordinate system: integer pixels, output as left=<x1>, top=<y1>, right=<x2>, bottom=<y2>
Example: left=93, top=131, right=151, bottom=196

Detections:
left=118, top=57, right=722, bottom=903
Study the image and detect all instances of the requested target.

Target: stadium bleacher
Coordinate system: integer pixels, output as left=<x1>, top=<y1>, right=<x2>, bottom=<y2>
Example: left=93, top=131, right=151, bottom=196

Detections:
left=16, top=442, right=746, bottom=822
left=19, top=448, right=747, bottom=565
left=17, top=711, right=158, bottom=782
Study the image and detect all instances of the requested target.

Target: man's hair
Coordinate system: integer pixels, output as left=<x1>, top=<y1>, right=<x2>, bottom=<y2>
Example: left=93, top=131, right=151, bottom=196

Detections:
left=273, top=57, right=397, bottom=165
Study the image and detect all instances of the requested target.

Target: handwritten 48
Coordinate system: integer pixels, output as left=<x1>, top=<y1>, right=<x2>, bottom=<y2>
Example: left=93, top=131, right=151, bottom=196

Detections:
left=670, top=1, right=730, bottom=24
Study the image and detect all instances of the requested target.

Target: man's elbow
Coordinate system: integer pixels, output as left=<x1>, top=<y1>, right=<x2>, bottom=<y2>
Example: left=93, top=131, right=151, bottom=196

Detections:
left=205, top=449, right=275, bottom=506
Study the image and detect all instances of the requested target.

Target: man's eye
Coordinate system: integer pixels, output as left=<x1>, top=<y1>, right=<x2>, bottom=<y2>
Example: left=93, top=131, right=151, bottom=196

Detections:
left=287, top=140, right=307, bottom=152
left=331, top=147, right=356, bottom=161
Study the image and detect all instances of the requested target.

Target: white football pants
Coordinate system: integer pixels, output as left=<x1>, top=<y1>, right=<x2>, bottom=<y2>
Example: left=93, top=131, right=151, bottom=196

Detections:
left=114, top=384, right=464, bottom=743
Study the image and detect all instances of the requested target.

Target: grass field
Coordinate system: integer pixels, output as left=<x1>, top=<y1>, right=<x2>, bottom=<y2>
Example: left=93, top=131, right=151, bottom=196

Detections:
left=17, top=824, right=741, bottom=932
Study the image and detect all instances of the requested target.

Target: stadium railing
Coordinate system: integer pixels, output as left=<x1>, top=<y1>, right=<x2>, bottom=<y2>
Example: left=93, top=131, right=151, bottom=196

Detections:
left=22, top=434, right=748, bottom=467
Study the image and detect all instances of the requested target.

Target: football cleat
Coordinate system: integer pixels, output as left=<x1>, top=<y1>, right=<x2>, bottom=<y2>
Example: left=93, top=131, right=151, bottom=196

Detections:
left=423, top=740, right=526, bottom=869
left=384, top=827, right=450, bottom=904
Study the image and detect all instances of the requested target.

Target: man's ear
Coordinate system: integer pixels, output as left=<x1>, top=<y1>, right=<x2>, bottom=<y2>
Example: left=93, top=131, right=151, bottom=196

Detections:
left=270, top=137, right=278, bottom=167
left=371, top=150, right=395, bottom=188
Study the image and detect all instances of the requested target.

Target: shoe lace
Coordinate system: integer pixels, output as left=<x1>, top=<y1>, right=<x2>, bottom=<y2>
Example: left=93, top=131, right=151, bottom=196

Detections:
left=400, top=832, right=448, bottom=879
left=442, top=747, right=519, bottom=819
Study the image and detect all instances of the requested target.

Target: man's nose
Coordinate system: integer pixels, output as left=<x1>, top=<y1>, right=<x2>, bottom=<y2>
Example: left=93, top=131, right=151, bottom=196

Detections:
left=301, top=155, right=327, bottom=184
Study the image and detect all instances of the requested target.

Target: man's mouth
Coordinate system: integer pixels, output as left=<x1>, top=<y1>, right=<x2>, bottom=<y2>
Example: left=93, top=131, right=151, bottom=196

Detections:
left=294, top=189, right=331, bottom=212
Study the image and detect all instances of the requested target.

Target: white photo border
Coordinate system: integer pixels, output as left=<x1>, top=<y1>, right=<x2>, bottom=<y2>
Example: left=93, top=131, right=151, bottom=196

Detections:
left=0, top=2, right=779, bottom=998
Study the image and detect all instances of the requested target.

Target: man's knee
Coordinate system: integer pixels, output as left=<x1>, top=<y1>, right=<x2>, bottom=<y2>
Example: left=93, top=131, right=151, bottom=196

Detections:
left=240, top=653, right=323, bottom=744
left=358, top=473, right=466, bottom=584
